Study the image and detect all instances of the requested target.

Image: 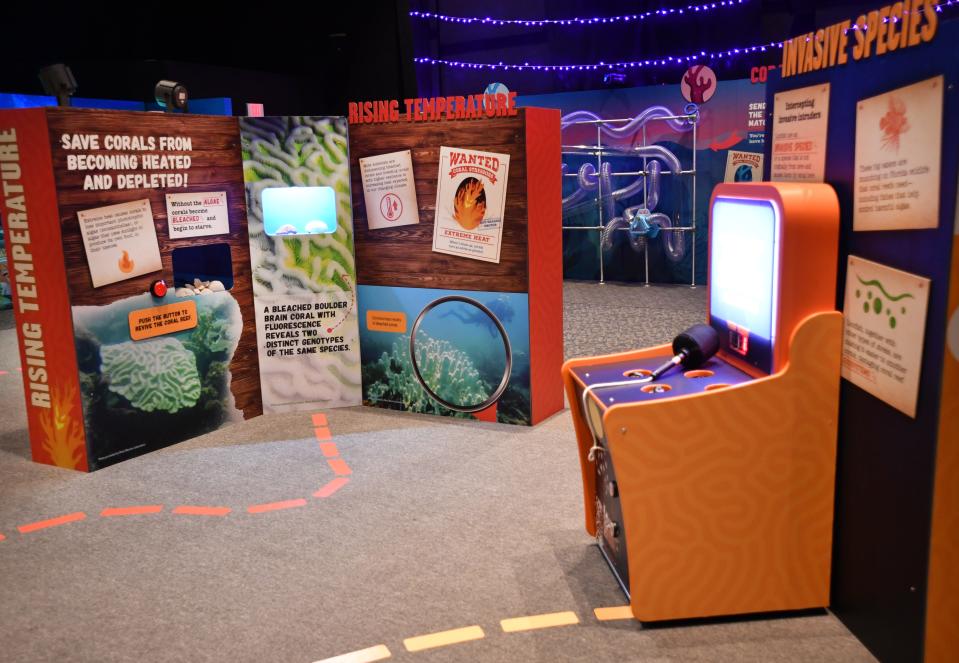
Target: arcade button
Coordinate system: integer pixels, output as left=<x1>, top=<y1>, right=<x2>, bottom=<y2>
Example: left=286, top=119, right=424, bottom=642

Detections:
left=150, top=279, right=168, bottom=298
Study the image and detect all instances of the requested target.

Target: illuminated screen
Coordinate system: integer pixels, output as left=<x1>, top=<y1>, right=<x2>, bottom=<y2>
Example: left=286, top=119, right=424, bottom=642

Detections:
left=262, top=186, right=337, bottom=236
left=709, top=198, right=779, bottom=342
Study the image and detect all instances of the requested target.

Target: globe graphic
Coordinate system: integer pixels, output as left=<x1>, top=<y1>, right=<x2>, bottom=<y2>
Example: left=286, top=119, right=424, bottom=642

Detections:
left=483, top=82, right=510, bottom=110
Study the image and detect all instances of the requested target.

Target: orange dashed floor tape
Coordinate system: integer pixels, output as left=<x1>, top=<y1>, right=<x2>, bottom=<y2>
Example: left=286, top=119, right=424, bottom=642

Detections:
left=319, top=442, right=339, bottom=458
left=101, top=505, right=164, bottom=517
left=247, top=499, right=307, bottom=514
left=314, top=478, right=350, bottom=498
left=173, top=505, right=232, bottom=517
left=2, top=412, right=352, bottom=543
left=327, top=458, right=352, bottom=476
left=17, top=512, right=87, bottom=534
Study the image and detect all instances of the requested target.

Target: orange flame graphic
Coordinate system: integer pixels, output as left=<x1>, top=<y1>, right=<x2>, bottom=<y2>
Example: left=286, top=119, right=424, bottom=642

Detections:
left=453, top=177, right=487, bottom=230
left=38, top=383, right=86, bottom=470
left=118, top=250, right=135, bottom=273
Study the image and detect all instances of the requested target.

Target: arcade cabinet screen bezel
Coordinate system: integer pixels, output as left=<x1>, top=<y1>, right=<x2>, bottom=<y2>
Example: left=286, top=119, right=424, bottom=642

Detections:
left=708, top=196, right=781, bottom=375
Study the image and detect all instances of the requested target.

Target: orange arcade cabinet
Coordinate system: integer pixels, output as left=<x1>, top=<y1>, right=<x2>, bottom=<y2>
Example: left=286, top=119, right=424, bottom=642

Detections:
left=562, top=182, right=842, bottom=622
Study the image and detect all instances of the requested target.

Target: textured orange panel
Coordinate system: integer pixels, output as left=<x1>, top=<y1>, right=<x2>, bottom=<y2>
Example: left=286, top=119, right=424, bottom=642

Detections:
left=925, top=234, right=959, bottom=663
left=562, top=343, right=672, bottom=536
left=601, top=312, right=842, bottom=621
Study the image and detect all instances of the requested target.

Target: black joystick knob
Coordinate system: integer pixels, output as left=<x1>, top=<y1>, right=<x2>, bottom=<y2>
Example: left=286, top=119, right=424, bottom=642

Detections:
left=649, top=324, right=721, bottom=381
left=673, top=324, right=720, bottom=369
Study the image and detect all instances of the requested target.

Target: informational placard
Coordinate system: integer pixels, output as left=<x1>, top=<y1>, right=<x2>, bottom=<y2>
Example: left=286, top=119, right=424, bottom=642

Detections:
left=76, top=199, right=162, bottom=287
left=854, top=76, right=943, bottom=231
left=432, top=146, right=509, bottom=263
left=165, top=191, right=230, bottom=239
left=725, top=150, right=764, bottom=182
left=128, top=300, right=198, bottom=341
left=359, top=150, right=420, bottom=229
left=841, top=256, right=930, bottom=418
left=771, top=83, right=830, bottom=182
left=365, top=310, right=407, bottom=333
left=255, top=294, right=354, bottom=359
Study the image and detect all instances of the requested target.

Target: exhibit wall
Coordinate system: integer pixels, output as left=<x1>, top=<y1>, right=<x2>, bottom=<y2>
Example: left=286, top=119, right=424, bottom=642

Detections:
left=349, top=107, right=563, bottom=425
left=0, top=108, right=264, bottom=471
left=763, top=17, right=959, bottom=663
left=520, top=77, right=767, bottom=284
left=240, top=116, right=361, bottom=412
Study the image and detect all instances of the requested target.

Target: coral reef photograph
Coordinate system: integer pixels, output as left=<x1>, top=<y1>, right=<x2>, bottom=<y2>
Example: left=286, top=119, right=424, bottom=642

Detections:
left=72, top=291, right=243, bottom=468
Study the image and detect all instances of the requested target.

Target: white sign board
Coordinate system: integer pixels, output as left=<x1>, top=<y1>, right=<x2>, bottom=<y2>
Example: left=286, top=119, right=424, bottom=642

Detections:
left=359, top=150, right=420, bottom=230
left=432, top=146, right=509, bottom=264
left=771, top=83, right=830, bottom=182
left=854, top=76, right=943, bottom=231
left=76, top=199, right=162, bottom=288
left=841, top=255, right=930, bottom=418
left=165, top=191, right=230, bottom=239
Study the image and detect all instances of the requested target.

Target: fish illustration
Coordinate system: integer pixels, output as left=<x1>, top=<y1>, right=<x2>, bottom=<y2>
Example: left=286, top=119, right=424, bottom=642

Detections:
left=440, top=296, right=514, bottom=337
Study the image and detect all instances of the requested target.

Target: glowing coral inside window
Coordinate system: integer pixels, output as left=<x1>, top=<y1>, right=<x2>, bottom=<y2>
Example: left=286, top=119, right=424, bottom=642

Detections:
left=709, top=198, right=779, bottom=343
left=262, top=186, right=337, bottom=236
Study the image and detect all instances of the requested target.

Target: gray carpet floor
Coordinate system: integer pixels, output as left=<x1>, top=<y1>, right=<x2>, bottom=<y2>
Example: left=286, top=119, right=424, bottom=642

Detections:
left=0, top=283, right=876, bottom=663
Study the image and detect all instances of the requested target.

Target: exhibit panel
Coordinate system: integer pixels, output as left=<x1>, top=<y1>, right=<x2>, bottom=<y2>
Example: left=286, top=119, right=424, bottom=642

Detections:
left=764, top=13, right=959, bottom=663
left=349, top=106, right=563, bottom=425
left=562, top=182, right=843, bottom=621
left=239, top=116, right=361, bottom=412
left=0, top=108, right=264, bottom=470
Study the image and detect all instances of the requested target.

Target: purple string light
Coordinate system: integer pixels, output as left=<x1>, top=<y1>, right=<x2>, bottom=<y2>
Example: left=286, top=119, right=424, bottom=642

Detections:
left=409, top=0, right=747, bottom=27
left=413, top=40, right=782, bottom=72
left=412, top=0, right=957, bottom=73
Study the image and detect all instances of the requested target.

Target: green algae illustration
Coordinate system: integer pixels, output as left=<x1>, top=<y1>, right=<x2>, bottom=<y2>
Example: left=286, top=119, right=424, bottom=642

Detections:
left=855, top=274, right=914, bottom=330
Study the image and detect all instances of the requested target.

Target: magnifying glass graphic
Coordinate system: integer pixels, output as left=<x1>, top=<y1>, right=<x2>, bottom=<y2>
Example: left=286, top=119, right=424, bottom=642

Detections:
left=409, top=295, right=513, bottom=415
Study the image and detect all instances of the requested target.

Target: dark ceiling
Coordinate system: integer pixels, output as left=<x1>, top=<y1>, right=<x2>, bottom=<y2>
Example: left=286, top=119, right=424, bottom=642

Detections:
left=0, top=1, right=951, bottom=112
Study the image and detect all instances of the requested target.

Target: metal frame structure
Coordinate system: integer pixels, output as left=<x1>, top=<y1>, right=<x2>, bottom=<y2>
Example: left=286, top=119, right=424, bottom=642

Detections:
left=561, top=112, right=698, bottom=287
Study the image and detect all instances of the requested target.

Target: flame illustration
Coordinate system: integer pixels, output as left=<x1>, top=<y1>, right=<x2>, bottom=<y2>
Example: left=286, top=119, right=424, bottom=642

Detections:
left=452, top=177, right=487, bottom=230
left=38, top=383, right=85, bottom=470
left=879, top=96, right=909, bottom=152
left=118, top=250, right=135, bottom=273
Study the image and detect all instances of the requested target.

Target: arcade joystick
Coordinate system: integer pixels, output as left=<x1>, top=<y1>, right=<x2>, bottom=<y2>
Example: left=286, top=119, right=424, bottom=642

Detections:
left=581, top=323, right=721, bottom=451
left=648, top=324, right=720, bottom=380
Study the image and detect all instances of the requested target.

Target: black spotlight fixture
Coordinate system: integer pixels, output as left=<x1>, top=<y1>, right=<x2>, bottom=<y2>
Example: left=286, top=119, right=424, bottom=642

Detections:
left=154, top=80, right=189, bottom=113
left=38, top=64, right=78, bottom=107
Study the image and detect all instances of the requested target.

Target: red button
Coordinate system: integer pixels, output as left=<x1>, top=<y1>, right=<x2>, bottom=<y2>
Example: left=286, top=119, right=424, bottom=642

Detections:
left=150, top=280, right=168, bottom=298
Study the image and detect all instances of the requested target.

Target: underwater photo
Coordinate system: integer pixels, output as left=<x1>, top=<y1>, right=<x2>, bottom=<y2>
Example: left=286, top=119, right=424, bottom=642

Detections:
left=72, top=291, right=244, bottom=468
left=358, top=286, right=531, bottom=425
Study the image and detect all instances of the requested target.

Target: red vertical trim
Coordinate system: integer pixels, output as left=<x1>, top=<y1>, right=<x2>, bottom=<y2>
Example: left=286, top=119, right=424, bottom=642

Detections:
left=0, top=109, right=88, bottom=471
left=523, top=108, right=564, bottom=424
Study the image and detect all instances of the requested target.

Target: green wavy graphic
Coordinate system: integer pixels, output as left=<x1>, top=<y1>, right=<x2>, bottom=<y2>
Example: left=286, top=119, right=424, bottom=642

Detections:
left=856, top=275, right=915, bottom=302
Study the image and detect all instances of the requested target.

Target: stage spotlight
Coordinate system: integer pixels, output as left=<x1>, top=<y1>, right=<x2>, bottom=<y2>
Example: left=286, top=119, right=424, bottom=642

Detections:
left=38, top=64, right=78, bottom=107
left=154, top=80, right=189, bottom=113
